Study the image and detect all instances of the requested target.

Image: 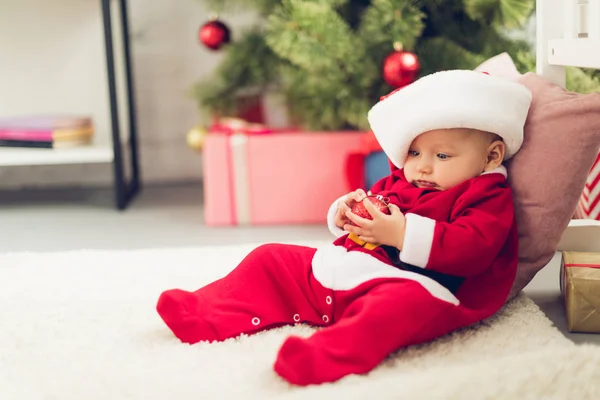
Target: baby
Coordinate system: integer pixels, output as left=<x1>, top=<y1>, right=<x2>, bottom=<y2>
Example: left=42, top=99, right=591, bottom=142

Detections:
left=156, top=70, right=532, bottom=386
left=335, top=127, right=507, bottom=253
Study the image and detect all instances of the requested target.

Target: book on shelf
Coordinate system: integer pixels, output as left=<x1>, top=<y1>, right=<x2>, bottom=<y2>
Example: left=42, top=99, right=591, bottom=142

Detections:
left=0, top=115, right=92, bottom=130
left=0, top=137, right=92, bottom=149
left=0, top=115, right=95, bottom=149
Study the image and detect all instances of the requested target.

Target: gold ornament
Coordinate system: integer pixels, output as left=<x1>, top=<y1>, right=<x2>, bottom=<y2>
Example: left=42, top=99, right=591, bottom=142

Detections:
left=186, top=126, right=208, bottom=150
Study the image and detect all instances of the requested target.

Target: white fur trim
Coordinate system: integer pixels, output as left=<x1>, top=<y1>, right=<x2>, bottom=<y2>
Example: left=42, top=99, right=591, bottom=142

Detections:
left=312, top=243, right=459, bottom=305
left=482, top=165, right=507, bottom=178
left=399, top=213, right=436, bottom=268
left=367, top=70, right=532, bottom=169
left=474, top=52, right=522, bottom=82
left=327, top=195, right=347, bottom=238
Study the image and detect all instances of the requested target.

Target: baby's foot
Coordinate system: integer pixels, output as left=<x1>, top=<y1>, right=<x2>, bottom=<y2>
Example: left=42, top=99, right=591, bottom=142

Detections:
left=156, top=289, right=218, bottom=344
left=274, top=335, right=329, bottom=386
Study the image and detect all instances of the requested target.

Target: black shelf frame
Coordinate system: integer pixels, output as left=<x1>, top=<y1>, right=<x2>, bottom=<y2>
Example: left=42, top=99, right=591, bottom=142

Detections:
left=100, top=0, right=140, bottom=210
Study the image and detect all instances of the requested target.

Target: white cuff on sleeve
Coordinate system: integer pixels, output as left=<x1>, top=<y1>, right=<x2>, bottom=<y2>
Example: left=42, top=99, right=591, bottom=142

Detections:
left=327, top=195, right=348, bottom=238
left=399, top=213, right=435, bottom=268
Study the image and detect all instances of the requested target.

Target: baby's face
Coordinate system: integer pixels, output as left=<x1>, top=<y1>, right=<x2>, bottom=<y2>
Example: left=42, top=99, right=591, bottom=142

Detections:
left=403, top=128, right=498, bottom=190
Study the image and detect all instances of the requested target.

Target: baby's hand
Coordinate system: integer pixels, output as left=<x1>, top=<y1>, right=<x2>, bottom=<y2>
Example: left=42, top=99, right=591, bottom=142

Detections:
left=334, top=189, right=368, bottom=228
left=343, top=198, right=406, bottom=250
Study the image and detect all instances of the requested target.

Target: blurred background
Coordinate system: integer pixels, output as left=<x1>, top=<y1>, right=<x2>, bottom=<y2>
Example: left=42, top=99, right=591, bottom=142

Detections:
left=0, top=0, right=598, bottom=253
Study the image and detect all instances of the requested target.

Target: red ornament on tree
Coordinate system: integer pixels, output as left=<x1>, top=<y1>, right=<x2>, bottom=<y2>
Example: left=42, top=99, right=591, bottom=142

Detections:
left=199, top=18, right=231, bottom=51
left=350, top=195, right=391, bottom=226
left=382, top=42, right=420, bottom=88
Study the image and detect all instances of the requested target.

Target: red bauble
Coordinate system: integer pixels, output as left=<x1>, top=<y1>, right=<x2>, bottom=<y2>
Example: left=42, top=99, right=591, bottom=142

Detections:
left=199, top=19, right=230, bottom=50
left=382, top=45, right=420, bottom=88
left=350, top=195, right=391, bottom=226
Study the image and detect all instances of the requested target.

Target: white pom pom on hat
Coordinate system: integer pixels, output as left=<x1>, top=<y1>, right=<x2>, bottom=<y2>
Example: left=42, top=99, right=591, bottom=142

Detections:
left=367, top=69, right=533, bottom=169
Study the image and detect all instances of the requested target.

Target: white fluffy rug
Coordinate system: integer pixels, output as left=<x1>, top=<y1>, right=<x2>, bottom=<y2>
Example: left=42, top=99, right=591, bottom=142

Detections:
left=1, top=243, right=600, bottom=400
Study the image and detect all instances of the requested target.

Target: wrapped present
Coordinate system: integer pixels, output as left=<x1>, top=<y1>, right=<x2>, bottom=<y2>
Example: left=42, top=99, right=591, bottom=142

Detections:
left=345, top=130, right=390, bottom=191
left=202, top=118, right=365, bottom=225
left=211, top=90, right=291, bottom=127
left=574, top=151, right=600, bottom=219
left=365, top=151, right=392, bottom=188
left=560, top=251, right=600, bottom=333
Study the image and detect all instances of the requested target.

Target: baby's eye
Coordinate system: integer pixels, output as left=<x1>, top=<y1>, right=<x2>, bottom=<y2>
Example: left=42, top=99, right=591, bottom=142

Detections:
left=408, top=150, right=420, bottom=157
left=437, top=153, right=450, bottom=160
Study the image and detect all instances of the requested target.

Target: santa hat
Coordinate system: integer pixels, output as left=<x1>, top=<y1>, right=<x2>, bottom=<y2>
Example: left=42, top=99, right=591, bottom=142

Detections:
left=367, top=70, right=533, bottom=169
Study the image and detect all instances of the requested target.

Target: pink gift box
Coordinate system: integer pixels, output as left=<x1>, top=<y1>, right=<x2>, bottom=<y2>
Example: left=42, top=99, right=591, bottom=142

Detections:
left=203, top=130, right=365, bottom=225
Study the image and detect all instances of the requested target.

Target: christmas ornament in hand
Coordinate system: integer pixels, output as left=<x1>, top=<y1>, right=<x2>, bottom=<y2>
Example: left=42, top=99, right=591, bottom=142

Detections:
left=349, top=195, right=391, bottom=226
left=199, top=18, right=230, bottom=50
left=383, top=42, right=420, bottom=88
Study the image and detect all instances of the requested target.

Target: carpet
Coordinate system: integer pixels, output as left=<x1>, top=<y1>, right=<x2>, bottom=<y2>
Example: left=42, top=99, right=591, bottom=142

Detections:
left=1, top=243, right=600, bottom=399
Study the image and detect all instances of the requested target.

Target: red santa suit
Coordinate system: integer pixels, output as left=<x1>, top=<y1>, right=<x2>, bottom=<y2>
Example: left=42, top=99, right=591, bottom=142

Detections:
left=155, top=70, right=532, bottom=386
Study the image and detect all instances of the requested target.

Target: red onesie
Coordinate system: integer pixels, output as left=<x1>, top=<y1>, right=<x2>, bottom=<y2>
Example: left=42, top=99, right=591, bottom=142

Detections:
left=156, top=165, right=518, bottom=386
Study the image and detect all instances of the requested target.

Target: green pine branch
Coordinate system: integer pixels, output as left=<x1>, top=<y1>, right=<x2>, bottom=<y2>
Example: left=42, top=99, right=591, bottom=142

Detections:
left=463, top=0, right=534, bottom=29
left=358, top=0, right=425, bottom=51
left=567, top=67, right=600, bottom=94
left=304, top=0, right=349, bottom=7
left=281, top=64, right=372, bottom=130
left=190, top=29, right=282, bottom=116
left=202, top=0, right=283, bottom=15
left=423, top=1, right=496, bottom=54
left=265, top=0, right=362, bottom=73
left=416, top=37, right=489, bottom=76
left=264, top=0, right=383, bottom=129
left=202, top=0, right=351, bottom=16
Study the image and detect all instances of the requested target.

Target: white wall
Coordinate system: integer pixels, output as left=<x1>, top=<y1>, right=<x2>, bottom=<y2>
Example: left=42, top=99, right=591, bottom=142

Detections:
left=0, top=0, right=259, bottom=189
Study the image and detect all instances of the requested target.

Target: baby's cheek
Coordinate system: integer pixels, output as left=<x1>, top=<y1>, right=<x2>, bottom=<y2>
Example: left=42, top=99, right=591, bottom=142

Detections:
left=403, top=165, right=415, bottom=180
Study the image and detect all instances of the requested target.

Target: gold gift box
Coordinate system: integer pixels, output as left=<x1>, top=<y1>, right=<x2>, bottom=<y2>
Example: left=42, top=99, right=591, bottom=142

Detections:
left=561, top=251, right=600, bottom=333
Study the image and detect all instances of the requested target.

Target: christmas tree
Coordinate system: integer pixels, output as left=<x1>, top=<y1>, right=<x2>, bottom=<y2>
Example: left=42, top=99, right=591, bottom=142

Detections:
left=192, top=0, right=599, bottom=131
